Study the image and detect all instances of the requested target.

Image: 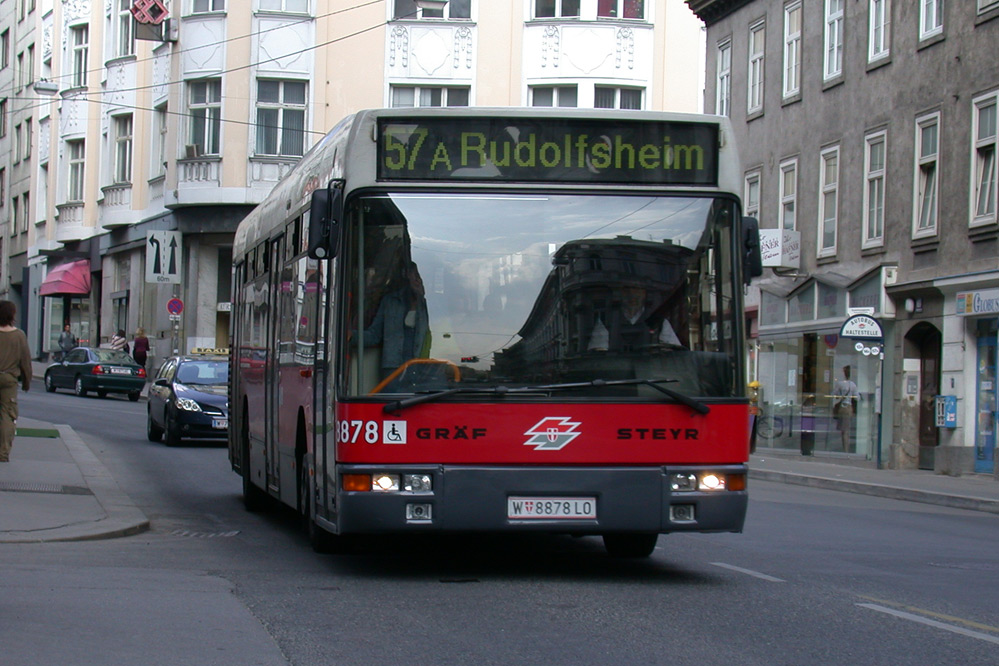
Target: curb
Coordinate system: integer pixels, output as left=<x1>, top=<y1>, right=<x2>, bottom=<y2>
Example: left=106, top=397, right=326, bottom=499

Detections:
left=750, top=469, right=999, bottom=515
left=0, top=425, right=150, bottom=543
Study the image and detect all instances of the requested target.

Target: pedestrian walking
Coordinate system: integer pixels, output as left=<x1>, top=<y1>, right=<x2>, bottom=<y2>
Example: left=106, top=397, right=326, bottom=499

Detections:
left=109, top=328, right=129, bottom=354
left=132, top=327, right=150, bottom=374
left=0, top=300, right=32, bottom=462
left=57, top=323, right=77, bottom=360
left=833, top=365, right=859, bottom=452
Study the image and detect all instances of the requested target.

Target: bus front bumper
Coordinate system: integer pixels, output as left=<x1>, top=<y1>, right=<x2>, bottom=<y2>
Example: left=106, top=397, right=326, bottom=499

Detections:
left=330, top=464, right=748, bottom=535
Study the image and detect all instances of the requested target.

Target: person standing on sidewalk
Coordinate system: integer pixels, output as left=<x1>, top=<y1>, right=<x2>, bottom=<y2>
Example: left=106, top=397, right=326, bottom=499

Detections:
left=833, top=365, right=859, bottom=452
left=132, top=327, right=150, bottom=375
left=57, top=323, right=77, bottom=361
left=0, top=300, right=32, bottom=462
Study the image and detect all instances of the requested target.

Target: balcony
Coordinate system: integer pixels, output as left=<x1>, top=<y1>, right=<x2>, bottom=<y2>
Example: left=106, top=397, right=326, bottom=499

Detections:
left=55, top=202, right=91, bottom=243
left=100, top=183, right=134, bottom=229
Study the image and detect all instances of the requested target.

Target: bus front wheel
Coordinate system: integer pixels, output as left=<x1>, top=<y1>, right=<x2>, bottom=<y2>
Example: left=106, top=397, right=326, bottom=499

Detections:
left=603, top=533, right=659, bottom=558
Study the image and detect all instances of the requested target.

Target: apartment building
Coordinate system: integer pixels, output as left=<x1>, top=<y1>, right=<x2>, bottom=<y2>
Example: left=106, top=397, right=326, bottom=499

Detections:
left=688, top=0, right=999, bottom=475
left=5, top=0, right=703, bottom=379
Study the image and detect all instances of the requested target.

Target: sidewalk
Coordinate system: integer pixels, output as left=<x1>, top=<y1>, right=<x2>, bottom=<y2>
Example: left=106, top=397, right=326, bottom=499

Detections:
left=0, top=414, right=149, bottom=544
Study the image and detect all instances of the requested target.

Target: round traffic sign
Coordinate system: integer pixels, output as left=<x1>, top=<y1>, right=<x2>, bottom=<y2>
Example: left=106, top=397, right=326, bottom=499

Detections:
left=167, top=298, right=184, bottom=315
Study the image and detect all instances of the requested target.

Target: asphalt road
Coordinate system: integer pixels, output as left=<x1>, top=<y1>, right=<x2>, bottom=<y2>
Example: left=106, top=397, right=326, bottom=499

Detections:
left=4, top=388, right=998, bottom=666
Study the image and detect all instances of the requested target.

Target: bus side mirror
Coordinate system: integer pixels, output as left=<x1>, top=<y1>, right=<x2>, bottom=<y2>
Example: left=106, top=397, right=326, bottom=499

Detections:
left=742, top=216, right=763, bottom=283
left=307, top=180, right=344, bottom=260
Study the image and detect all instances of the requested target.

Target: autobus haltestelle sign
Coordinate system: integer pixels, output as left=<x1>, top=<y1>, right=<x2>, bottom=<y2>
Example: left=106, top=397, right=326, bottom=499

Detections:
left=377, top=117, right=719, bottom=185
left=839, top=314, right=884, bottom=340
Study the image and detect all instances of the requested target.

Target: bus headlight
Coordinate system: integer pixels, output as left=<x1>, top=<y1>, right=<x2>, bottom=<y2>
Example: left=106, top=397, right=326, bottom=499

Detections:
left=698, top=474, right=726, bottom=491
left=669, top=473, right=698, bottom=492
left=403, top=474, right=432, bottom=492
left=372, top=474, right=399, bottom=492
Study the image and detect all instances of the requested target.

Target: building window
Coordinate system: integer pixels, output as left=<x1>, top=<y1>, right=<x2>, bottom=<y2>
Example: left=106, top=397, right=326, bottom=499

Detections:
left=824, top=0, right=843, bottom=80
left=13, top=124, right=20, bottom=164
left=391, top=85, right=470, bottom=107
left=0, top=30, right=8, bottom=69
left=783, top=1, right=801, bottom=98
left=259, top=0, right=309, bottom=13
left=0, top=168, right=5, bottom=204
left=21, top=192, right=29, bottom=230
left=597, top=0, right=644, bottom=19
left=189, top=79, right=221, bottom=155
left=113, top=114, right=133, bottom=184
left=530, top=85, right=578, bottom=107
left=972, top=94, right=997, bottom=226
left=256, top=80, right=307, bottom=157
left=71, top=25, right=88, bottom=88
left=68, top=140, right=86, bottom=201
left=779, top=158, right=797, bottom=231
left=748, top=22, right=765, bottom=115
left=23, top=118, right=31, bottom=160
left=393, top=0, right=470, bottom=19
left=913, top=113, right=940, bottom=237
left=980, top=1, right=999, bottom=13
left=595, top=86, right=642, bottom=110
left=0, top=99, right=7, bottom=137
left=744, top=170, right=761, bottom=220
left=116, top=0, right=135, bottom=57
left=869, top=0, right=891, bottom=62
left=11, top=197, right=18, bottom=236
left=863, top=131, right=886, bottom=247
left=15, top=52, right=23, bottom=92
left=818, top=146, right=839, bottom=255
left=153, top=104, right=168, bottom=176
left=920, top=0, right=943, bottom=40
left=716, top=39, right=730, bottom=116
left=535, top=0, right=580, bottom=18
left=193, top=0, right=225, bottom=11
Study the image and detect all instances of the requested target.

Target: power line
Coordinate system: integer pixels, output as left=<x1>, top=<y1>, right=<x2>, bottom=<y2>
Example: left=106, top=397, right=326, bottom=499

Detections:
left=0, top=0, right=383, bottom=99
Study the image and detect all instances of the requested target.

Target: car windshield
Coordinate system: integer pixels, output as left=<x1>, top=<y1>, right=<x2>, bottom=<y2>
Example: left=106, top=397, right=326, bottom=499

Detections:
left=93, top=349, right=136, bottom=364
left=176, top=360, right=229, bottom=385
left=341, top=192, right=740, bottom=400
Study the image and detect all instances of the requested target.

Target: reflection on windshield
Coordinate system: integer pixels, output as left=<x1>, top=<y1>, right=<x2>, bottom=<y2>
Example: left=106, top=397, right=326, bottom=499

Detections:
left=176, top=361, right=229, bottom=385
left=343, top=193, right=738, bottom=399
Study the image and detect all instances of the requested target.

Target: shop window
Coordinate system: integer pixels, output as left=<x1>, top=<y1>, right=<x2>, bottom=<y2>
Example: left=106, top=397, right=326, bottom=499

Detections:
left=760, top=289, right=786, bottom=326
left=788, top=283, right=815, bottom=323
left=816, top=282, right=845, bottom=319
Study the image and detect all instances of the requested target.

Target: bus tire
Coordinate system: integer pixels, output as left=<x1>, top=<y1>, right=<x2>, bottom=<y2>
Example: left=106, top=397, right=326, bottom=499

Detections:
left=603, top=533, right=659, bottom=558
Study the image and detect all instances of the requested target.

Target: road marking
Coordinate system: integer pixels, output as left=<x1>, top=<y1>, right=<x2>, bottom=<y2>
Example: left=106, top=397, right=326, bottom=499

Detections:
left=710, top=562, right=785, bottom=582
left=858, top=603, right=999, bottom=645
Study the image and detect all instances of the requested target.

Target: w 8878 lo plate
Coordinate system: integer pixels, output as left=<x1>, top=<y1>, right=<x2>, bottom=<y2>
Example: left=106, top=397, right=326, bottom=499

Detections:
left=508, top=497, right=597, bottom=520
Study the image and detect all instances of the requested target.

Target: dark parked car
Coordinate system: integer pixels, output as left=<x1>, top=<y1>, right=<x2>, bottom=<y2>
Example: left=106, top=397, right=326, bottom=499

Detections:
left=44, top=347, right=147, bottom=400
left=147, top=353, right=229, bottom=446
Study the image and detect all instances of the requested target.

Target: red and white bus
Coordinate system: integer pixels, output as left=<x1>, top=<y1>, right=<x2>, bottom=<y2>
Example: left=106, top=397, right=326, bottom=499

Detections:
left=230, top=108, right=762, bottom=557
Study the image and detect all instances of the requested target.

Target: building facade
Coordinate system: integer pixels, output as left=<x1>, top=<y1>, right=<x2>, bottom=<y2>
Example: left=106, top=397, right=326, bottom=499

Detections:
left=688, top=0, right=999, bottom=475
left=3, top=0, right=704, bottom=379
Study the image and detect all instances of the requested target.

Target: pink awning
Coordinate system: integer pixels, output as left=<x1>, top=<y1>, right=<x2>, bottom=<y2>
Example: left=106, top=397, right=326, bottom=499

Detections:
left=39, top=260, right=92, bottom=297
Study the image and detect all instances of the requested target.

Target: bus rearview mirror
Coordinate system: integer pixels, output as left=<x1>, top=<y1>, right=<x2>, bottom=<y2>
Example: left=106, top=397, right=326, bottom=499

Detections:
left=742, top=216, right=763, bottom=283
left=307, top=180, right=344, bottom=260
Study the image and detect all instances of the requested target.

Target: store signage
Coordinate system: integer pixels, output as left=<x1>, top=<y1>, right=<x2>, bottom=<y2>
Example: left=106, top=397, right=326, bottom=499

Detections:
left=956, top=289, right=999, bottom=316
left=759, top=229, right=801, bottom=269
left=840, top=314, right=883, bottom=340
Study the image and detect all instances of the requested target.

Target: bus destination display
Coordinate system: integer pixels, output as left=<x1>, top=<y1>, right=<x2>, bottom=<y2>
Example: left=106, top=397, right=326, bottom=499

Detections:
left=378, top=117, right=719, bottom=186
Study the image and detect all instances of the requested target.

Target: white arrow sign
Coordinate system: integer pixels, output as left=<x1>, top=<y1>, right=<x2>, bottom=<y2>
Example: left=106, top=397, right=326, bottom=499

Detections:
left=146, top=231, right=182, bottom=284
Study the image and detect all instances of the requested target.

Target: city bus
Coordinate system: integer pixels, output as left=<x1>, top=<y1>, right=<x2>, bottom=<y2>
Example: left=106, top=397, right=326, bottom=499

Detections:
left=229, top=107, right=762, bottom=558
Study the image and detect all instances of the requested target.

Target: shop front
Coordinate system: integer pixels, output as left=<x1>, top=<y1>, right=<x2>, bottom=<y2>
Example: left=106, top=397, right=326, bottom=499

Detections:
left=756, top=268, right=892, bottom=460
left=956, top=288, right=999, bottom=474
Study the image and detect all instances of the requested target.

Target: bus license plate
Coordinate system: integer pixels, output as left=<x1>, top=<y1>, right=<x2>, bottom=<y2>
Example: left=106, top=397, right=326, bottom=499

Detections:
left=508, top=497, right=596, bottom=520
left=212, top=418, right=228, bottom=430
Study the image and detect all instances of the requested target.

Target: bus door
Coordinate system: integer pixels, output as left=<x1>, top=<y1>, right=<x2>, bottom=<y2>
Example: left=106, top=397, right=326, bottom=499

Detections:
left=265, top=236, right=284, bottom=492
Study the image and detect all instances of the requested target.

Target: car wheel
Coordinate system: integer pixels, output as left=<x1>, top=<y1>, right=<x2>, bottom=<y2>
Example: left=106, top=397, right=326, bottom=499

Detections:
left=164, top=411, right=182, bottom=447
left=146, top=407, right=163, bottom=442
left=128, top=391, right=141, bottom=402
left=97, top=390, right=108, bottom=399
left=44, top=373, right=57, bottom=393
left=74, top=377, right=87, bottom=397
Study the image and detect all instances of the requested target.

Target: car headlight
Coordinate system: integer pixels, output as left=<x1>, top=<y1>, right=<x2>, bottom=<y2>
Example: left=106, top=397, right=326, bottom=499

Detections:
left=175, top=397, right=202, bottom=412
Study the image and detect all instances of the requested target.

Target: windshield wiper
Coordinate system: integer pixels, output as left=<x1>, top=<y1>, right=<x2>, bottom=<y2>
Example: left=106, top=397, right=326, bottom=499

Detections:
left=523, top=378, right=710, bottom=415
left=382, top=378, right=709, bottom=415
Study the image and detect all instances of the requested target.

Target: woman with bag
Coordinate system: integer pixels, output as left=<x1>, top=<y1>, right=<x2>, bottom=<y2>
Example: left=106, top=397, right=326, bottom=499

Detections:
left=0, top=300, right=32, bottom=462
left=132, top=327, right=150, bottom=374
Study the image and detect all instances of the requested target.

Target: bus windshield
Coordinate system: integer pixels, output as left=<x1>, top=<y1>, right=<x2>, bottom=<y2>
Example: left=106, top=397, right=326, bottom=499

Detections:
left=342, top=192, right=740, bottom=399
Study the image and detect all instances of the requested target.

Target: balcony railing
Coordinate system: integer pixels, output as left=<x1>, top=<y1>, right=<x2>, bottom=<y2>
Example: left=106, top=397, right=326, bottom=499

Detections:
left=100, top=183, right=134, bottom=229
left=178, top=156, right=221, bottom=188
left=55, top=202, right=88, bottom=242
